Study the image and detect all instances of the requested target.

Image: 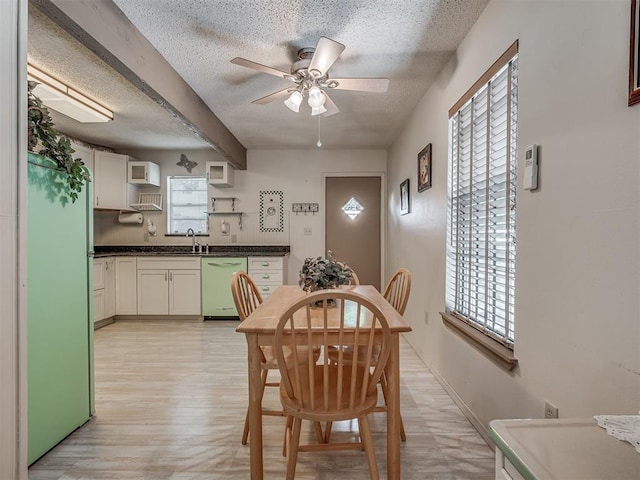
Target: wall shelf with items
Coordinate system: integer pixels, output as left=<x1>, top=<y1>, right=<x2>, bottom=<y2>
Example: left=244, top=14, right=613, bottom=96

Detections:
left=206, top=211, right=245, bottom=230
left=207, top=197, right=244, bottom=228
left=130, top=193, right=163, bottom=212
left=210, top=197, right=238, bottom=212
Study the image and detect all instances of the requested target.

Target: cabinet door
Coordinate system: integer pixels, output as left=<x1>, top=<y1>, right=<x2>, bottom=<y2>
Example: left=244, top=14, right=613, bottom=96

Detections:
left=71, top=142, right=94, bottom=178
left=115, top=257, right=137, bottom=315
left=93, top=258, right=105, bottom=290
left=93, top=289, right=105, bottom=323
left=169, top=270, right=201, bottom=315
left=137, top=269, right=169, bottom=314
left=104, top=258, right=116, bottom=318
left=94, top=151, right=138, bottom=210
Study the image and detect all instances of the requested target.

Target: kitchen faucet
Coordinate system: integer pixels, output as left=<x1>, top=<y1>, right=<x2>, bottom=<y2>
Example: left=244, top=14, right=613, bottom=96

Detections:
left=186, top=228, right=197, bottom=253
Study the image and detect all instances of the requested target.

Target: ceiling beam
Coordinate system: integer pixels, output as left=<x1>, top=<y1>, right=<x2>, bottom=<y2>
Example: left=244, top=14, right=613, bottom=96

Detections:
left=31, top=0, right=247, bottom=170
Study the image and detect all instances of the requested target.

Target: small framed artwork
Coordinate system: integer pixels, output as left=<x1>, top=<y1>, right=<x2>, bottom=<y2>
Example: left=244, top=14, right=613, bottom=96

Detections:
left=630, top=0, right=640, bottom=105
left=400, top=178, right=410, bottom=215
left=417, top=143, right=432, bottom=192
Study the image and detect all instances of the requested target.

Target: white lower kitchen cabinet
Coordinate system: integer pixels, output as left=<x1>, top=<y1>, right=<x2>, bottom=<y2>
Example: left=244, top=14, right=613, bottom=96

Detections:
left=169, top=270, right=201, bottom=315
left=248, top=256, right=286, bottom=299
left=136, top=257, right=201, bottom=315
left=93, top=257, right=116, bottom=324
left=115, top=257, right=137, bottom=314
left=104, top=257, right=116, bottom=318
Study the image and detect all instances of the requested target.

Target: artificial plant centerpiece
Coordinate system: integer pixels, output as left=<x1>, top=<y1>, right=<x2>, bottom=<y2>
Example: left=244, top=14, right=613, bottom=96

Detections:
left=298, top=251, right=355, bottom=293
left=28, top=80, right=91, bottom=203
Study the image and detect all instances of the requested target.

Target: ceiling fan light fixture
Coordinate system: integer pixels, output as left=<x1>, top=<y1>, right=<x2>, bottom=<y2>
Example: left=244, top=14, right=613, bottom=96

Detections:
left=284, top=91, right=303, bottom=112
left=307, top=86, right=326, bottom=108
left=311, top=104, right=327, bottom=116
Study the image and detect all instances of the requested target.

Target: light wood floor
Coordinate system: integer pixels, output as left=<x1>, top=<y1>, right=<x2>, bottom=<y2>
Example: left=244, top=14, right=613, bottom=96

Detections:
left=29, top=319, right=494, bottom=479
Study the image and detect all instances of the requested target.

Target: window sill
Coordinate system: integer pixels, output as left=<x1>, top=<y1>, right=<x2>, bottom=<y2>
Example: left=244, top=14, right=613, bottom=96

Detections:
left=440, top=311, right=518, bottom=371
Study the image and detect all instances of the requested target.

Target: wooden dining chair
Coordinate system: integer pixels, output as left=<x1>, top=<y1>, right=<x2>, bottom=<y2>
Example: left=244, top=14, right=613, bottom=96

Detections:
left=231, top=271, right=284, bottom=445
left=337, top=261, right=360, bottom=285
left=231, top=271, right=323, bottom=447
left=275, top=289, right=391, bottom=480
left=377, top=268, right=411, bottom=440
left=325, top=268, right=411, bottom=442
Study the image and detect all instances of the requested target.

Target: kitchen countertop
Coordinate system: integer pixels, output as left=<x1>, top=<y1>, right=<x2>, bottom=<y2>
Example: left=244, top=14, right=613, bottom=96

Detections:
left=93, top=245, right=290, bottom=258
left=488, top=418, right=640, bottom=480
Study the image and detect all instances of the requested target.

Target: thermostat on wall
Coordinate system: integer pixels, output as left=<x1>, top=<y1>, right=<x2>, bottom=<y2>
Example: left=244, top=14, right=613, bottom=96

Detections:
left=523, top=144, right=539, bottom=190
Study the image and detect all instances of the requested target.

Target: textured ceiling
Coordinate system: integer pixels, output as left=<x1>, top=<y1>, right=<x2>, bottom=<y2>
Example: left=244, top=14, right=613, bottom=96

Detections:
left=28, top=0, right=490, bottom=152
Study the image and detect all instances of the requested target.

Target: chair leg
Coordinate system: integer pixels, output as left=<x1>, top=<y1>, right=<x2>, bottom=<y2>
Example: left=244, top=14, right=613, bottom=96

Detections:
left=380, top=371, right=407, bottom=442
left=324, top=421, right=333, bottom=443
left=314, top=422, right=325, bottom=444
left=286, top=417, right=303, bottom=480
left=242, top=368, right=269, bottom=445
left=283, top=415, right=294, bottom=457
left=358, top=415, right=379, bottom=480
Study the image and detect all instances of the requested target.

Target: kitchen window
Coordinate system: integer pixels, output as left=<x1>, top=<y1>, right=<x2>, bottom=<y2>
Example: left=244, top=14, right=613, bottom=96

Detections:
left=443, top=41, right=518, bottom=368
left=166, top=176, right=208, bottom=234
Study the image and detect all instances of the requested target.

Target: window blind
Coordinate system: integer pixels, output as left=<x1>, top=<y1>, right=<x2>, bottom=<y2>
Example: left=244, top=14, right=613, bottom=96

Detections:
left=446, top=50, right=518, bottom=345
left=166, top=176, right=208, bottom=234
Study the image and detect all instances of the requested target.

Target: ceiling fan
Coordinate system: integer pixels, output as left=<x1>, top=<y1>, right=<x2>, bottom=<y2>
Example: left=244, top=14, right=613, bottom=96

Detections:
left=231, top=37, right=389, bottom=117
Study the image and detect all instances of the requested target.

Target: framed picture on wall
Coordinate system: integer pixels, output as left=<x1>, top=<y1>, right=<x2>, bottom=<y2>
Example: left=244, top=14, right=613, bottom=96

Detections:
left=417, top=143, right=432, bottom=192
left=630, top=0, right=640, bottom=105
left=400, top=178, right=410, bottom=215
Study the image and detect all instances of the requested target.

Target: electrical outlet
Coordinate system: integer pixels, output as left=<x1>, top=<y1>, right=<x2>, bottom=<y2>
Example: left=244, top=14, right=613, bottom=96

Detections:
left=231, top=234, right=237, bottom=243
left=304, top=227, right=312, bottom=236
left=544, top=401, right=559, bottom=419
left=143, top=233, right=149, bottom=242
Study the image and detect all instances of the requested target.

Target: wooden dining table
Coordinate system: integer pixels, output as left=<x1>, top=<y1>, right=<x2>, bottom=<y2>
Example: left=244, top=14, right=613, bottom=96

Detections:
left=236, top=284, right=412, bottom=479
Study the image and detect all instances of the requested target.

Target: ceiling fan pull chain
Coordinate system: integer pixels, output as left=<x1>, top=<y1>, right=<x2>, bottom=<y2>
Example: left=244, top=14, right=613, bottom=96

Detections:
left=317, top=116, right=322, bottom=148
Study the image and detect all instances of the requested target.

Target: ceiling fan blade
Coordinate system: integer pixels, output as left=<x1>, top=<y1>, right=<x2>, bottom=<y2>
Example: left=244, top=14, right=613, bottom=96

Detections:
left=308, top=37, right=345, bottom=78
left=231, top=57, right=290, bottom=78
left=329, top=78, right=389, bottom=93
left=251, top=88, right=293, bottom=105
left=322, top=91, right=340, bottom=117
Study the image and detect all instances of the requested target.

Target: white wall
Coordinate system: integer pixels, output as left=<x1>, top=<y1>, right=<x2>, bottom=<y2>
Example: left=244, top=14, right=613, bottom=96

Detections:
left=387, top=0, right=640, bottom=429
left=96, top=148, right=386, bottom=282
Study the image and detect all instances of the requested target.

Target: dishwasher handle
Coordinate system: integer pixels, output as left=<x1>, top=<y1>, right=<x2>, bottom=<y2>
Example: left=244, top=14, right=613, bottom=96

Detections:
left=207, top=262, right=243, bottom=267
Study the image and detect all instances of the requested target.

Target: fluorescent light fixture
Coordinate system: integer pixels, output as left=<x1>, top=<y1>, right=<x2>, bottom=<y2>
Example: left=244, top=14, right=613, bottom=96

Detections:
left=284, top=91, right=303, bottom=112
left=27, top=63, right=114, bottom=123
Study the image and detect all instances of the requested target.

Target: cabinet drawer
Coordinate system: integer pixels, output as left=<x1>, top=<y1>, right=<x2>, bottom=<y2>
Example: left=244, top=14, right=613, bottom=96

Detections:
left=250, top=271, right=283, bottom=285
left=248, top=256, right=283, bottom=271
left=137, top=256, right=201, bottom=270
left=256, top=284, right=278, bottom=297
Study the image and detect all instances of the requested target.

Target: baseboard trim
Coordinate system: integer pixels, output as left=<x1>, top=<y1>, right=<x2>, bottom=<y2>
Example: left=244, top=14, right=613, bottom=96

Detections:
left=429, top=365, right=494, bottom=449
left=94, top=317, right=115, bottom=330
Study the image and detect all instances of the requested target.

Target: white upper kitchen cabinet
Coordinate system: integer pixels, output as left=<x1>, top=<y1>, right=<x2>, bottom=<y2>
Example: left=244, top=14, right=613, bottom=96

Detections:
left=70, top=141, right=94, bottom=176
left=128, top=161, right=160, bottom=186
left=206, top=161, right=234, bottom=187
left=93, top=151, right=138, bottom=210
